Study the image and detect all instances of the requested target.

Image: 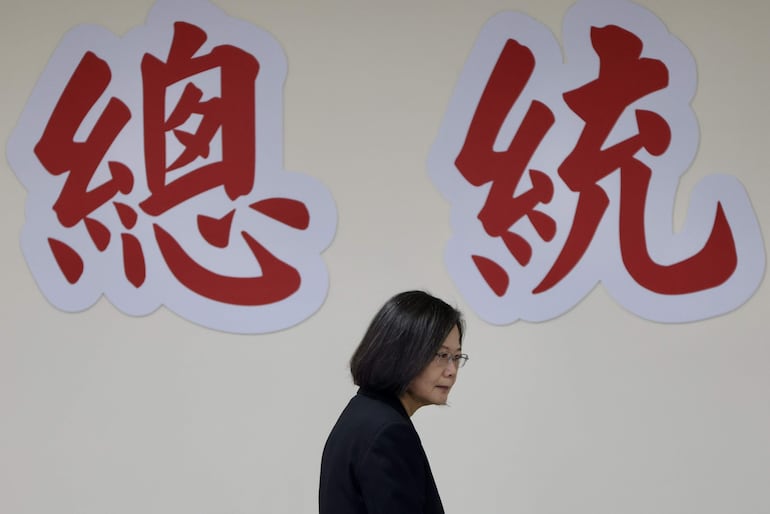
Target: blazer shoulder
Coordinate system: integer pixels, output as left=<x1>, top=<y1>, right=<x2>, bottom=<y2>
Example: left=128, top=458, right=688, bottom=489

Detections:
left=351, top=392, right=408, bottom=422
left=328, top=393, right=416, bottom=451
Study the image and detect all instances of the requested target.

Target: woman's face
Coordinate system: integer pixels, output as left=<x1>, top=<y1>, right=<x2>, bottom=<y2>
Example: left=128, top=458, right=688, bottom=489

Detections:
left=400, top=325, right=462, bottom=416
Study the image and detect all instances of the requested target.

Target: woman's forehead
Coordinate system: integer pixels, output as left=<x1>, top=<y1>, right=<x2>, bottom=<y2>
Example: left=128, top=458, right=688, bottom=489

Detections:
left=440, top=326, right=462, bottom=351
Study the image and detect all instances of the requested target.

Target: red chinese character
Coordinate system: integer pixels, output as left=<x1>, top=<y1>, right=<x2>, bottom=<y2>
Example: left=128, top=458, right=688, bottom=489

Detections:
left=34, top=22, right=309, bottom=305
left=456, top=25, right=738, bottom=297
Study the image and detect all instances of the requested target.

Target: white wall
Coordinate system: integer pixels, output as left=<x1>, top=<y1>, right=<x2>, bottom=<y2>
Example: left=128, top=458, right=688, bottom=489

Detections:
left=1, top=1, right=768, bottom=513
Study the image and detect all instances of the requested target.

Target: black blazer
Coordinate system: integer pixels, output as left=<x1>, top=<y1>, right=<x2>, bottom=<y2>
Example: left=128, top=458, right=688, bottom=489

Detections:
left=319, top=388, right=444, bottom=514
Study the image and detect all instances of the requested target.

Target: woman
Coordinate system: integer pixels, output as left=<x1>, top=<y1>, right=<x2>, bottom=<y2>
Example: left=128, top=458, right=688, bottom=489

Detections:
left=319, top=290, right=467, bottom=514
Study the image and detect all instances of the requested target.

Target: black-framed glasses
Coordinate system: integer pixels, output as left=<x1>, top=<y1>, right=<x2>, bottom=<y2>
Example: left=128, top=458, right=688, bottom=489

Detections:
left=434, top=352, right=469, bottom=368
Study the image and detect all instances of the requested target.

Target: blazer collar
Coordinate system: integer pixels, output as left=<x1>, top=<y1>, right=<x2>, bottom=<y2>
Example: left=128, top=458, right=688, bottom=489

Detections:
left=357, top=387, right=410, bottom=420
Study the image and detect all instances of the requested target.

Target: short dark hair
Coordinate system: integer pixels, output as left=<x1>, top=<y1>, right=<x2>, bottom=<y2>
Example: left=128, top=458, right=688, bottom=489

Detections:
left=350, top=290, right=464, bottom=396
